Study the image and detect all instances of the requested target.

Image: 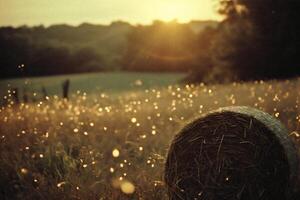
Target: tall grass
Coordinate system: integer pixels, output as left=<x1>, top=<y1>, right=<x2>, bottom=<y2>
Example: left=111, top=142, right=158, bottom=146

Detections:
left=1, top=79, right=300, bottom=199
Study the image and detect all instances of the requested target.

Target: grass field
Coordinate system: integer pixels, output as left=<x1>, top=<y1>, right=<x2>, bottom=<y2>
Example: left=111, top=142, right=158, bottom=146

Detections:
left=1, top=75, right=300, bottom=199
left=0, top=72, right=185, bottom=101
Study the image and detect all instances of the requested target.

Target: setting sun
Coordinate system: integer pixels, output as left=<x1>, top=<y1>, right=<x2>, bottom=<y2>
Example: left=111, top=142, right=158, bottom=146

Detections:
left=157, top=2, right=189, bottom=21
left=155, top=0, right=218, bottom=22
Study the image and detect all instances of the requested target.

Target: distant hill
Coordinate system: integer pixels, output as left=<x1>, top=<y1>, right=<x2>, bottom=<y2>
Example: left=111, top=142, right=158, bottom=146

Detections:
left=188, top=20, right=218, bottom=33
left=0, top=20, right=218, bottom=78
left=0, top=21, right=133, bottom=70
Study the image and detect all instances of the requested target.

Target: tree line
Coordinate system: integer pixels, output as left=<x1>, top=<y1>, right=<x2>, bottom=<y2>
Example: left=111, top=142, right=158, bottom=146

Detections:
left=0, top=35, right=103, bottom=78
left=0, top=21, right=216, bottom=79
left=125, top=0, right=300, bottom=83
left=192, top=0, right=300, bottom=82
left=1, top=0, right=300, bottom=83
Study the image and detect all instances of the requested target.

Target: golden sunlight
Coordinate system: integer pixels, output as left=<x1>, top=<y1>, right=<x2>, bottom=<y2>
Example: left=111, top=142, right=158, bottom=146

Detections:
left=153, top=0, right=220, bottom=23
left=0, top=0, right=220, bottom=26
left=157, top=2, right=189, bottom=21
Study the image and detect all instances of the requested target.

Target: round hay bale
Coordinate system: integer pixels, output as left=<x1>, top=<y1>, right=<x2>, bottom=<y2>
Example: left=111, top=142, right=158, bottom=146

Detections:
left=165, top=106, right=298, bottom=200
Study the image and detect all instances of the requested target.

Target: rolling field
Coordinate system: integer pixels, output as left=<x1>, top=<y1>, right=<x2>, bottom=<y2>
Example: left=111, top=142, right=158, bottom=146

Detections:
left=0, top=72, right=185, bottom=100
left=1, top=75, right=300, bottom=199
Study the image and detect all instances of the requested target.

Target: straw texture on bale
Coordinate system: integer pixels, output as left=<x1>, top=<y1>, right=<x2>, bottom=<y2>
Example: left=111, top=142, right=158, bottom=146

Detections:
left=165, top=106, right=298, bottom=200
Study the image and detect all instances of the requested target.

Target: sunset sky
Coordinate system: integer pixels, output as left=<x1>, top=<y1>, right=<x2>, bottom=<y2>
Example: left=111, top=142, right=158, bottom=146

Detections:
left=0, top=0, right=221, bottom=27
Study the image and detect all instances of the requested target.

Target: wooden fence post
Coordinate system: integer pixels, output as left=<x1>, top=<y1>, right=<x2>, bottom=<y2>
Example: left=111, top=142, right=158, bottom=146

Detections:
left=62, top=79, right=70, bottom=100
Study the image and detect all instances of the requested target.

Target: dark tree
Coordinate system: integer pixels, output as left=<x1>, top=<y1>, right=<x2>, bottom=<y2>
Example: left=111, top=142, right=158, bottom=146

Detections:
left=0, top=35, right=33, bottom=78
left=216, top=0, right=300, bottom=80
left=184, top=26, right=220, bottom=83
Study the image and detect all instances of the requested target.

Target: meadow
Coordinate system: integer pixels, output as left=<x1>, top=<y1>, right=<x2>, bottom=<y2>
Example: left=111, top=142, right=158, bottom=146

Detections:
left=0, top=72, right=185, bottom=100
left=1, top=74, right=300, bottom=199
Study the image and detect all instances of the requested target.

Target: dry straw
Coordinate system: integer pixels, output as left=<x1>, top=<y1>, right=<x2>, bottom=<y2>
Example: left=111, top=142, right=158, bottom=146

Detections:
left=165, top=106, right=299, bottom=200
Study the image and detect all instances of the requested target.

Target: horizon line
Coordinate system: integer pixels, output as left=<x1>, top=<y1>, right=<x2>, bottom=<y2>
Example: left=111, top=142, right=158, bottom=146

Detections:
left=0, top=18, right=222, bottom=29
